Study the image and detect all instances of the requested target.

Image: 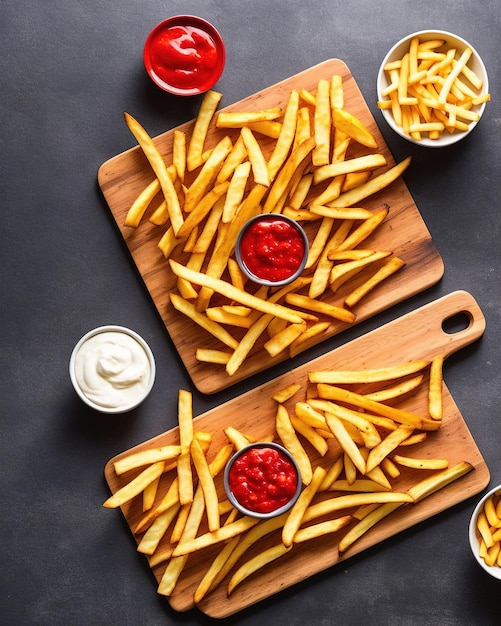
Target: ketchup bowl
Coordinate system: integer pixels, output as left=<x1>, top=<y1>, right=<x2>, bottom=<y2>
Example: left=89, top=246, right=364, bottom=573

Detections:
left=235, top=214, right=309, bottom=288
left=143, top=15, right=226, bottom=96
left=224, top=442, right=302, bottom=519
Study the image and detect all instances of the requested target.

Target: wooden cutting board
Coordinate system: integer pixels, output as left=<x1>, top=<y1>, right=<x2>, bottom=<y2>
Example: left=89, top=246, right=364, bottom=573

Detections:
left=104, top=290, right=489, bottom=618
left=97, top=59, right=444, bottom=394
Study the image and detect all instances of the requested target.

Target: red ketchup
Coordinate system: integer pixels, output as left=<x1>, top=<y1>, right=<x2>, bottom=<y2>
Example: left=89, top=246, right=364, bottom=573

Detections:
left=238, top=216, right=307, bottom=283
left=227, top=445, right=299, bottom=514
left=148, top=24, right=220, bottom=93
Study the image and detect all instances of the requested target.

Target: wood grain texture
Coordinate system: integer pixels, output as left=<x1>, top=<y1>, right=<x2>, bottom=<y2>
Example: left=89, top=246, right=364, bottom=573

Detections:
left=97, top=59, right=444, bottom=394
left=104, top=290, right=489, bottom=618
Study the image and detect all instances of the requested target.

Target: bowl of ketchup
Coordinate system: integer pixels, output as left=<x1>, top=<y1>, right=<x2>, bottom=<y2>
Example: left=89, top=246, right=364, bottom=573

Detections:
left=235, top=214, right=309, bottom=287
left=143, top=15, right=225, bottom=96
left=224, top=442, right=302, bottom=519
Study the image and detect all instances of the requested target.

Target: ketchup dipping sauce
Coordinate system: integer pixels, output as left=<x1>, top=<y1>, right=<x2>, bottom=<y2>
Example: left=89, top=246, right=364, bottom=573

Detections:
left=224, top=442, right=302, bottom=519
left=143, top=15, right=226, bottom=96
left=235, top=214, right=309, bottom=287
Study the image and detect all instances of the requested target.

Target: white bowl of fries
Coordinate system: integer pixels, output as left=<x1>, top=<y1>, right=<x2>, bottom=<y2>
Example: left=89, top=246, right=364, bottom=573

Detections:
left=377, top=30, right=490, bottom=147
left=469, top=484, right=501, bottom=580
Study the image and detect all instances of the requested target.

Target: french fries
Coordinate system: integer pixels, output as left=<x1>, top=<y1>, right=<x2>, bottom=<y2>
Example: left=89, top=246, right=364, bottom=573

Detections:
left=377, top=35, right=491, bottom=141
left=474, top=490, right=501, bottom=569
left=123, top=74, right=414, bottom=377
left=104, top=352, right=476, bottom=604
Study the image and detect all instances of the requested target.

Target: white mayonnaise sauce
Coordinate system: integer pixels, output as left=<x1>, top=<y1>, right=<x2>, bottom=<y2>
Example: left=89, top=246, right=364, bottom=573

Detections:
left=74, top=330, right=151, bottom=409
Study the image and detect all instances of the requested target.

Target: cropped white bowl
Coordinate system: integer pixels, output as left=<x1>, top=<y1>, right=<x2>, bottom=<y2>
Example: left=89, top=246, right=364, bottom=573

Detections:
left=377, top=30, right=489, bottom=147
left=69, top=325, right=156, bottom=414
left=468, top=484, right=501, bottom=580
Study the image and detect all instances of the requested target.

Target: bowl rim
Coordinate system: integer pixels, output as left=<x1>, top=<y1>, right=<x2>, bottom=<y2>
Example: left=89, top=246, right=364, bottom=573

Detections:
left=143, top=14, right=226, bottom=96
left=69, top=325, right=156, bottom=414
left=235, top=213, right=310, bottom=288
left=468, top=483, right=501, bottom=580
left=223, top=441, right=302, bottom=519
left=377, top=29, right=489, bottom=148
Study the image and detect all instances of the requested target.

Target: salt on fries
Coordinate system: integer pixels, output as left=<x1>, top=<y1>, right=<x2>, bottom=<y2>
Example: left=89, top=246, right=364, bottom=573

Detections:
left=123, top=76, right=412, bottom=376
left=104, top=357, right=474, bottom=602
left=377, top=35, right=490, bottom=141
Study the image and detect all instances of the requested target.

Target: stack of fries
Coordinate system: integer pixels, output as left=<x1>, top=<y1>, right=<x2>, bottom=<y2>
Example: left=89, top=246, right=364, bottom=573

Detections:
left=123, top=75, right=412, bottom=376
left=104, top=356, right=474, bottom=602
left=377, top=34, right=490, bottom=141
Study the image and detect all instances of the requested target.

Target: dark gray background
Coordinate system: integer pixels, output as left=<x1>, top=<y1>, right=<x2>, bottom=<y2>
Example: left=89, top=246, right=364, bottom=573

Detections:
left=1, top=1, right=500, bottom=625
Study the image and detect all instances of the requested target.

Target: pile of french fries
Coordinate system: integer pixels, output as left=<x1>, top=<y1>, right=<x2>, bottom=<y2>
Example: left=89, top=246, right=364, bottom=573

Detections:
left=123, top=75, right=412, bottom=376
left=104, top=355, right=474, bottom=602
left=474, top=491, right=501, bottom=568
left=377, top=35, right=490, bottom=141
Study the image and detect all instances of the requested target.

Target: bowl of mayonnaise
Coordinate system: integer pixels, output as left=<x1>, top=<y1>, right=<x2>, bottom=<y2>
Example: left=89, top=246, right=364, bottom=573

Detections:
left=69, top=325, right=156, bottom=414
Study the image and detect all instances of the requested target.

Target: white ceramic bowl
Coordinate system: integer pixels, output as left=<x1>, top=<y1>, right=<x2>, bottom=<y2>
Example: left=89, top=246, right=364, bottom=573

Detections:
left=377, top=30, right=489, bottom=147
left=69, top=325, right=156, bottom=414
left=468, top=484, right=501, bottom=580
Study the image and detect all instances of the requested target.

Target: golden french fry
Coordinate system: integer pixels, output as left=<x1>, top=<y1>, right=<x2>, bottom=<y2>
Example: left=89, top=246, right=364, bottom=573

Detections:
left=289, top=321, right=331, bottom=358
left=187, top=90, right=222, bottom=171
left=293, top=515, right=352, bottom=544
left=365, top=426, right=415, bottom=473
left=392, top=454, right=449, bottom=470
left=309, top=206, right=374, bottom=220
left=125, top=178, right=161, bottom=228
left=330, top=158, right=411, bottom=208
left=364, top=374, right=424, bottom=402
left=124, top=112, right=184, bottom=235
left=290, top=415, right=329, bottom=456
left=285, top=292, right=356, bottom=323
left=190, top=438, right=220, bottom=532
left=329, top=251, right=392, bottom=293
left=313, top=154, right=387, bottom=184
left=171, top=516, right=259, bottom=557
left=194, top=535, right=240, bottom=603
left=143, top=475, right=160, bottom=511
left=406, top=461, right=473, bottom=502
left=157, top=486, right=207, bottom=596
left=216, top=108, right=281, bottom=127
left=276, top=403, right=313, bottom=485
left=303, top=491, right=413, bottom=523
left=205, top=306, right=253, bottom=328
left=429, top=354, right=444, bottom=420
left=324, top=413, right=367, bottom=474
left=309, top=359, right=430, bottom=385
left=240, top=126, right=270, bottom=187
left=137, top=502, right=181, bottom=555
left=169, top=261, right=304, bottom=324
left=316, top=384, right=430, bottom=430
left=338, top=501, right=403, bottom=553
left=272, top=383, right=302, bottom=404
left=177, top=389, right=194, bottom=506
left=332, top=107, right=377, bottom=148
left=283, top=465, right=326, bottom=547
left=222, top=160, right=252, bottom=223
left=263, top=322, right=307, bottom=357
left=103, top=461, right=165, bottom=508
left=263, top=137, right=316, bottom=212
left=169, top=293, right=239, bottom=350
left=173, top=129, right=186, bottom=182
left=113, top=445, right=182, bottom=475
left=267, top=89, right=299, bottom=179
left=344, top=257, right=405, bottom=307
left=228, top=543, right=292, bottom=595
left=312, top=79, right=331, bottom=166
left=224, top=425, right=251, bottom=450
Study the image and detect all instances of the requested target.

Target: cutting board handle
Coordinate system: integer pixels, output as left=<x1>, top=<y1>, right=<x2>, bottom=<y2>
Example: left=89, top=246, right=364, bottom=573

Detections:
left=404, top=290, right=486, bottom=361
